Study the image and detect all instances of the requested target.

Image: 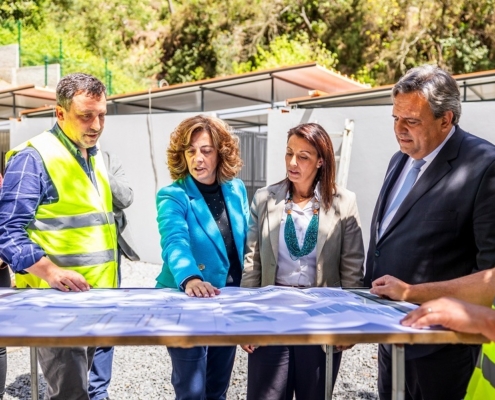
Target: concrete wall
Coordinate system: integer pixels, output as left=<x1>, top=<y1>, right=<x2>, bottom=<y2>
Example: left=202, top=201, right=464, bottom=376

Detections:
left=15, top=64, right=60, bottom=88
left=0, top=44, right=19, bottom=84
left=0, top=44, right=60, bottom=88
left=10, top=102, right=495, bottom=266
left=0, top=44, right=18, bottom=68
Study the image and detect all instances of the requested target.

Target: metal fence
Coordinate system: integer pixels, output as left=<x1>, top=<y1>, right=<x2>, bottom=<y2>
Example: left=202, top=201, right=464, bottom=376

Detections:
left=234, top=130, right=267, bottom=202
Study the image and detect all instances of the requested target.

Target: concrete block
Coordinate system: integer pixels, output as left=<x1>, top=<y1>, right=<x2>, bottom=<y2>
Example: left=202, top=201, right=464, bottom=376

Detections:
left=15, top=64, right=60, bottom=88
left=0, top=44, right=19, bottom=69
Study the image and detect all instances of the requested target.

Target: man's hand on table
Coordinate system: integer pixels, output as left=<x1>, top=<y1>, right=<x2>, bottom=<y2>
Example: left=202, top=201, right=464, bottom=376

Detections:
left=370, top=275, right=410, bottom=301
left=400, top=297, right=492, bottom=337
left=25, top=256, right=90, bottom=292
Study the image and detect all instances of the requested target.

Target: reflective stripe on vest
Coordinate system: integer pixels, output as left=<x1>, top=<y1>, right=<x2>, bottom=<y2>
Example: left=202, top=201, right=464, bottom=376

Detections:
left=50, top=249, right=115, bottom=267
left=464, top=302, right=495, bottom=399
left=6, top=131, right=118, bottom=289
left=28, top=212, right=115, bottom=231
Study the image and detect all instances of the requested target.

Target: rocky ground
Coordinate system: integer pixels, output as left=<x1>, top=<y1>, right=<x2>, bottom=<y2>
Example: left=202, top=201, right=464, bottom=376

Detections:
left=3, top=259, right=378, bottom=399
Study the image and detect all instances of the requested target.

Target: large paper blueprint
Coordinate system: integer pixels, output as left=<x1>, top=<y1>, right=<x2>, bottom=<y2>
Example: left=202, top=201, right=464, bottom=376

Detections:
left=0, top=286, right=420, bottom=337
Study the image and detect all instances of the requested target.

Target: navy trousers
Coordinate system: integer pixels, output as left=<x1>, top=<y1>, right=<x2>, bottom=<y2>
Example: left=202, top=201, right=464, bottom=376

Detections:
left=88, top=251, right=121, bottom=400
left=378, top=343, right=479, bottom=400
left=167, top=345, right=236, bottom=400
left=88, top=346, right=114, bottom=400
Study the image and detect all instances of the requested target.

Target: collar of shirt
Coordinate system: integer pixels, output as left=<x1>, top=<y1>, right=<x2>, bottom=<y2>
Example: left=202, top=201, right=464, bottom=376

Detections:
left=405, top=125, right=456, bottom=179
left=50, top=123, right=99, bottom=188
left=378, top=125, right=456, bottom=239
left=285, top=182, right=322, bottom=206
left=50, top=123, right=99, bottom=159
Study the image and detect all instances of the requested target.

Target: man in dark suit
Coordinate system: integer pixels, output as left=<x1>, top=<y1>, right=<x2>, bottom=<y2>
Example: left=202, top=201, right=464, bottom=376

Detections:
left=364, top=64, right=495, bottom=400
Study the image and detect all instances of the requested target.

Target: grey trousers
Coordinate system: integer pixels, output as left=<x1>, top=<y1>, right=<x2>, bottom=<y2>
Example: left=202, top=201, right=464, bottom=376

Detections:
left=38, top=347, right=96, bottom=400
left=0, top=347, right=5, bottom=399
left=0, top=264, right=10, bottom=399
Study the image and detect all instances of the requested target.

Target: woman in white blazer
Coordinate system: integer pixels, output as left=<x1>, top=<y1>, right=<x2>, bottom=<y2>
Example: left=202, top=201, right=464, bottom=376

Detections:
left=241, top=123, right=365, bottom=400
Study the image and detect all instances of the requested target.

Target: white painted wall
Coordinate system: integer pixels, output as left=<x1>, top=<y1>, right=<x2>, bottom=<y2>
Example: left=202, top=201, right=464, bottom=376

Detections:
left=10, top=101, right=495, bottom=266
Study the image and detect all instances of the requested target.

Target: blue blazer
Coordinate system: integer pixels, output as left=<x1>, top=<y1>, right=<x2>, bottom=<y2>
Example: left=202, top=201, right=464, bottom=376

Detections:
left=156, top=175, right=249, bottom=289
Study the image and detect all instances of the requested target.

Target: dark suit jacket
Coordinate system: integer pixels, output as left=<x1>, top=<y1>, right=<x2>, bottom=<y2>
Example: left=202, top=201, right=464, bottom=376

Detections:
left=366, top=126, right=495, bottom=362
left=365, top=126, right=495, bottom=287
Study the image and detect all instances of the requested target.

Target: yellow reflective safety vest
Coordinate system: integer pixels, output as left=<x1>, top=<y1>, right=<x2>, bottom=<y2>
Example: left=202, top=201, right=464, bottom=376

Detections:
left=6, top=131, right=118, bottom=288
left=465, top=302, right=495, bottom=400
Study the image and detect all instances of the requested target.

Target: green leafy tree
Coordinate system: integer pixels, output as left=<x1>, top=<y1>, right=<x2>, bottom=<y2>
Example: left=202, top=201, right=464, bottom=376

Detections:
left=2, top=0, right=495, bottom=92
left=0, top=23, right=141, bottom=93
left=47, top=0, right=168, bottom=88
left=0, top=0, right=48, bottom=28
left=233, top=32, right=338, bottom=73
left=158, top=0, right=266, bottom=83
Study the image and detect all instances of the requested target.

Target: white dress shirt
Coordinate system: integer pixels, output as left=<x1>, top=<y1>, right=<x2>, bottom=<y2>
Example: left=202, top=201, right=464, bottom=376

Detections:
left=276, top=186, right=321, bottom=287
left=378, top=126, right=456, bottom=237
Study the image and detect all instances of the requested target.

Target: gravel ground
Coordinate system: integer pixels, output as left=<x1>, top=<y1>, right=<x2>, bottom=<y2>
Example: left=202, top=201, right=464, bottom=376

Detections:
left=3, top=259, right=378, bottom=399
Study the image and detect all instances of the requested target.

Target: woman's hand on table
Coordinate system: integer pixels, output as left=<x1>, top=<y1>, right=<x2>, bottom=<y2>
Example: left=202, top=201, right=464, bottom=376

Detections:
left=241, top=344, right=257, bottom=354
left=185, top=278, right=221, bottom=298
left=335, top=344, right=354, bottom=351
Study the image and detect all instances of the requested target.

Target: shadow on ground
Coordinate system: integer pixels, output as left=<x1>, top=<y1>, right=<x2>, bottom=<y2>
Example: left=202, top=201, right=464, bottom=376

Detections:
left=5, top=373, right=46, bottom=400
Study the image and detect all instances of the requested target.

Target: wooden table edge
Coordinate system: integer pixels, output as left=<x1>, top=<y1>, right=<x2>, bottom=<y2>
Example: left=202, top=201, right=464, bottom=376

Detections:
left=0, top=331, right=487, bottom=347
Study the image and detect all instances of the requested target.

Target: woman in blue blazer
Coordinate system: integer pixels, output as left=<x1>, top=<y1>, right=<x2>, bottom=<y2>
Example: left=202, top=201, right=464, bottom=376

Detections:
left=156, top=115, right=249, bottom=400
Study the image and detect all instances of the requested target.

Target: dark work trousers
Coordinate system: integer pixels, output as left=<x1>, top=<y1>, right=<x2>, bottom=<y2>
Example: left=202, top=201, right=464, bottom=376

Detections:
left=0, top=264, right=10, bottom=399
left=38, top=346, right=96, bottom=400
left=247, top=345, right=342, bottom=400
left=88, top=250, right=122, bottom=400
left=167, top=345, right=237, bottom=400
left=0, top=347, right=5, bottom=400
left=378, top=343, right=479, bottom=400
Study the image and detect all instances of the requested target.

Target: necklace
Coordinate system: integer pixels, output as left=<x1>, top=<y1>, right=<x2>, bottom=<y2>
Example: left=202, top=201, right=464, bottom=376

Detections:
left=284, top=193, right=320, bottom=260
left=293, top=192, right=312, bottom=201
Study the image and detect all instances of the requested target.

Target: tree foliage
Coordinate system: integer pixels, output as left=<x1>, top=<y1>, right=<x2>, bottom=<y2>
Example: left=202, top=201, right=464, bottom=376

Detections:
left=158, top=0, right=495, bottom=86
left=0, top=0, right=48, bottom=28
left=1, top=0, right=495, bottom=92
left=233, top=33, right=338, bottom=74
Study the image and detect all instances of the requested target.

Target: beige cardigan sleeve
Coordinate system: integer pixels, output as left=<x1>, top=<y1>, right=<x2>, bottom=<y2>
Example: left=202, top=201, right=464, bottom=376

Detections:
left=338, top=190, right=365, bottom=288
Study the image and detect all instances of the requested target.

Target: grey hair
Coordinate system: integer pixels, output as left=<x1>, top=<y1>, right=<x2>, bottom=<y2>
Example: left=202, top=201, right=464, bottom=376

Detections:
left=56, top=73, right=106, bottom=111
left=392, top=65, right=461, bottom=125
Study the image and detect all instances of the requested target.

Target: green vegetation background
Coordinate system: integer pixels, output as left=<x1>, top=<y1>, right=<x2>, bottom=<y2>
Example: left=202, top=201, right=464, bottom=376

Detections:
left=1, top=0, right=494, bottom=94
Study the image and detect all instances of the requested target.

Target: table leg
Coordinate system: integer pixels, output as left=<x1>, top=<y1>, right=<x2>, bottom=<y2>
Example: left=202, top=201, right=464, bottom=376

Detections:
left=325, top=345, right=333, bottom=400
left=30, top=347, right=38, bottom=400
left=392, top=344, right=405, bottom=400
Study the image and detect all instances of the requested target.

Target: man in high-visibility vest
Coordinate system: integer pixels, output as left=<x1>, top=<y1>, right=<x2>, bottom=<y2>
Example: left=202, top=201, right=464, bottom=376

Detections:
left=371, top=270, right=495, bottom=399
left=0, top=73, right=118, bottom=400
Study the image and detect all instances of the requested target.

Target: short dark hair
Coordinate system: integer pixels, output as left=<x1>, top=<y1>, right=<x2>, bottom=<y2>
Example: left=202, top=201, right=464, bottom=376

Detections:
left=392, top=64, right=461, bottom=125
left=56, top=73, right=106, bottom=111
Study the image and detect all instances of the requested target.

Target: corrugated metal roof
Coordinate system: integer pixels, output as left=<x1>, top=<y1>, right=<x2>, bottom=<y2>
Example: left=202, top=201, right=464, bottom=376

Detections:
left=287, top=70, right=495, bottom=108
left=0, top=85, right=56, bottom=120
left=19, top=63, right=367, bottom=129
